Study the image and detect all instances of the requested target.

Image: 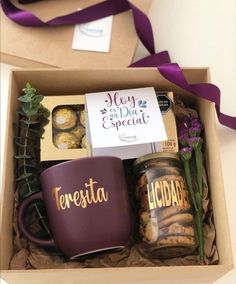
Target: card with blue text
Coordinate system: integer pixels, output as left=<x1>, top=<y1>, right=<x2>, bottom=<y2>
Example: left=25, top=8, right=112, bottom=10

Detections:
left=85, top=87, right=167, bottom=159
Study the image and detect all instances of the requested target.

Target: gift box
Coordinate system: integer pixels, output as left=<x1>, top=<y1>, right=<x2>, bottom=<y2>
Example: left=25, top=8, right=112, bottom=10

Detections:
left=1, top=0, right=151, bottom=68
left=0, top=68, right=233, bottom=283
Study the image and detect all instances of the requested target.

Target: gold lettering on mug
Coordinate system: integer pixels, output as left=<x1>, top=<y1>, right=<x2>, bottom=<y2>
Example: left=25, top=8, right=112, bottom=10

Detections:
left=52, top=178, right=109, bottom=211
left=146, top=177, right=190, bottom=210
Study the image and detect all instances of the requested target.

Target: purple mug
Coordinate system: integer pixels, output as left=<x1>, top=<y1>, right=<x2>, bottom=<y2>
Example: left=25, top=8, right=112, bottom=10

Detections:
left=18, top=156, right=132, bottom=259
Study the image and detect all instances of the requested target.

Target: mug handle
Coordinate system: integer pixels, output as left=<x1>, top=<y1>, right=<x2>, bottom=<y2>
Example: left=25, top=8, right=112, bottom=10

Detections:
left=17, top=191, right=55, bottom=247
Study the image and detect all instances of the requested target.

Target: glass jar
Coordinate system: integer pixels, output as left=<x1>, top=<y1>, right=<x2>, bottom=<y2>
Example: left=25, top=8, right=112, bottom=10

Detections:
left=133, top=152, right=197, bottom=259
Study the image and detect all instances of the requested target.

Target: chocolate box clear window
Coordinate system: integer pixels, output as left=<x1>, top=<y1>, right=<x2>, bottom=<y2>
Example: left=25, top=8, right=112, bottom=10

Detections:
left=40, top=95, right=87, bottom=162
left=52, top=105, right=86, bottom=150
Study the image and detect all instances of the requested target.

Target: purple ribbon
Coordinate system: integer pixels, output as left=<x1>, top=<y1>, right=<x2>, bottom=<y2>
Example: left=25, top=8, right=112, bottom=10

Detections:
left=1, top=0, right=236, bottom=130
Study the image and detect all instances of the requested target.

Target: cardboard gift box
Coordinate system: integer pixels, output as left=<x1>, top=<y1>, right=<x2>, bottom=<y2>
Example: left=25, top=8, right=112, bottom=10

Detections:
left=1, top=0, right=151, bottom=68
left=0, top=68, right=233, bottom=283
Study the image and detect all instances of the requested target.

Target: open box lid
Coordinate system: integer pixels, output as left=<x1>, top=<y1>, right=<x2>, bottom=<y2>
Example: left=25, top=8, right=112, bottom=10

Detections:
left=0, top=0, right=152, bottom=68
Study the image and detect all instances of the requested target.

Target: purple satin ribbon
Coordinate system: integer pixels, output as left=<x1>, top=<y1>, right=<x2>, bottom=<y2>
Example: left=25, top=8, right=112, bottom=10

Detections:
left=1, top=0, right=236, bottom=130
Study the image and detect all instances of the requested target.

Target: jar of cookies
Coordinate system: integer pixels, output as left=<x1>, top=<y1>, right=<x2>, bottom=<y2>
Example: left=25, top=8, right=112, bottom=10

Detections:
left=133, top=152, right=197, bottom=259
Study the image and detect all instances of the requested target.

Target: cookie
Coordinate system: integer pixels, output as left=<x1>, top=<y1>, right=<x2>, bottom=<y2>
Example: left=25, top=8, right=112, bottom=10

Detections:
left=157, top=235, right=195, bottom=246
left=159, top=213, right=193, bottom=229
left=140, top=218, right=158, bottom=244
left=159, top=223, right=194, bottom=238
left=158, top=204, right=191, bottom=221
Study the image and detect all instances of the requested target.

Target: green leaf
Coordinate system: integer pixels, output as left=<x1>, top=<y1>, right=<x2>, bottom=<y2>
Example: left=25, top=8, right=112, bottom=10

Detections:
left=39, top=105, right=50, bottom=118
left=32, top=95, right=44, bottom=104
left=19, top=120, right=39, bottom=126
left=18, top=96, right=32, bottom=103
left=22, top=83, right=36, bottom=96
left=19, top=183, right=32, bottom=198
left=28, top=127, right=41, bottom=134
left=19, top=185, right=40, bottom=199
left=14, top=154, right=32, bottom=159
left=19, top=178, right=39, bottom=192
left=22, top=104, right=39, bottom=116
left=14, top=140, right=25, bottom=148
left=16, top=173, right=33, bottom=182
left=21, top=103, right=31, bottom=114
left=16, top=166, right=39, bottom=177
left=17, top=163, right=37, bottom=170
left=196, top=192, right=202, bottom=209
left=14, top=136, right=34, bottom=143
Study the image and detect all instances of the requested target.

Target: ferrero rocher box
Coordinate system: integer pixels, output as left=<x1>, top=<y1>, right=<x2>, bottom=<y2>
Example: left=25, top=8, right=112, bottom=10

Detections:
left=40, top=95, right=89, bottom=161
left=0, top=68, right=233, bottom=283
left=1, top=0, right=152, bottom=68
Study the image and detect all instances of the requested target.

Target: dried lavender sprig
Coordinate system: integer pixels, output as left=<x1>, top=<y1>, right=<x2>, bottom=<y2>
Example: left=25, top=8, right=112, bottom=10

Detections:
left=188, top=136, right=204, bottom=262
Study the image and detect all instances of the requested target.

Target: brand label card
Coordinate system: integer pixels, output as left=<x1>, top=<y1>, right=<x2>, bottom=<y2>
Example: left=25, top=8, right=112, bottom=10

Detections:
left=72, top=15, right=113, bottom=53
left=85, top=87, right=167, bottom=159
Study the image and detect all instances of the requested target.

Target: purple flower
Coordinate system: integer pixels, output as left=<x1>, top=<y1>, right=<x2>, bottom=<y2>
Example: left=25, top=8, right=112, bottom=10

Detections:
left=189, top=117, right=202, bottom=131
left=178, top=119, right=190, bottom=132
left=179, top=147, right=192, bottom=161
left=189, top=125, right=202, bottom=137
left=178, top=126, right=188, bottom=136
left=182, top=118, right=191, bottom=128
left=187, top=137, right=203, bottom=149
left=178, top=133, right=189, bottom=146
left=189, top=117, right=201, bottom=126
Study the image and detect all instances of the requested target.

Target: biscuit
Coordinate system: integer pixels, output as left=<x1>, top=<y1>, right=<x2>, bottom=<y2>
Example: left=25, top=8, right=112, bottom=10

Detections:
left=158, top=204, right=191, bottom=221
left=159, top=213, right=193, bottom=229
left=157, top=235, right=195, bottom=246
left=159, top=223, right=194, bottom=238
left=140, top=218, right=158, bottom=244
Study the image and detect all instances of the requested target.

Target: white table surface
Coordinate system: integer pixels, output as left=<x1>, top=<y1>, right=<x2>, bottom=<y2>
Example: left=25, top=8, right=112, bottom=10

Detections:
left=1, top=0, right=236, bottom=283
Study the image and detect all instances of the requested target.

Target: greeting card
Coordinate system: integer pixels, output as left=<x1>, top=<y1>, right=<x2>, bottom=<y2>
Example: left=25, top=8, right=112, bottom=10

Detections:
left=85, top=87, right=167, bottom=159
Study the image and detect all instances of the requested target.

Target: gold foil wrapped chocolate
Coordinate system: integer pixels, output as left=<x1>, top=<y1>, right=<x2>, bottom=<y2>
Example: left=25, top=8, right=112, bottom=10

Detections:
left=54, top=132, right=80, bottom=149
left=52, top=104, right=87, bottom=150
left=71, top=126, right=85, bottom=142
left=81, top=135, right=87, bottom=149
left=53, top=106, right=77, bottom=130
left=80, top=110, right=86, bottom=127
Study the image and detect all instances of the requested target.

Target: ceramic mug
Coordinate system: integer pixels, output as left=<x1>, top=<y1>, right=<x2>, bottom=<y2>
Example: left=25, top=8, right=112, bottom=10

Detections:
left=18, top=156, right=132, bottom=259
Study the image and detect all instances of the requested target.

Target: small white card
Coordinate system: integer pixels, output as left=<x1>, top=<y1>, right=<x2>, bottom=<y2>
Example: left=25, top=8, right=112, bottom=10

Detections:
left=85, top=87, right=167, bottom=159
left=72, top=15, right=113, bottom=53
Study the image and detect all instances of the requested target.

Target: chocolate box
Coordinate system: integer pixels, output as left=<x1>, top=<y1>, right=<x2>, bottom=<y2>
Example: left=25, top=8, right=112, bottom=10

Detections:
left=0, top=68, right=233, bottom=283
left=40, top=95, right=89, bottom=161
left=1, top=0, right=151, bottom=69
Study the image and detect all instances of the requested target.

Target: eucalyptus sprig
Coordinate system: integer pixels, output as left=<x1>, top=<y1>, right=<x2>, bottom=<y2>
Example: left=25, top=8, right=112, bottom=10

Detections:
left=15, top=83, right=51, bottom=238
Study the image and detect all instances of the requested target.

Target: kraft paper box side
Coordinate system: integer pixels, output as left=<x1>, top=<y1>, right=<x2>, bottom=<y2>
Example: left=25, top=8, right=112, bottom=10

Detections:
left=0, top=68, right=233, bottom=284
left=0, top=0, right=152, bottom=69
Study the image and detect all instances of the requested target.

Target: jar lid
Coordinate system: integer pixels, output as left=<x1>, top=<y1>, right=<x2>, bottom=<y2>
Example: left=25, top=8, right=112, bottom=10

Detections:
left=133, top=152, right=179, bottom=168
